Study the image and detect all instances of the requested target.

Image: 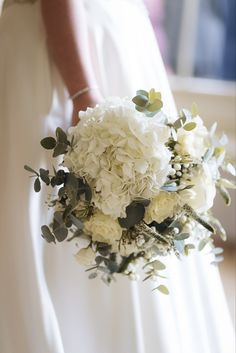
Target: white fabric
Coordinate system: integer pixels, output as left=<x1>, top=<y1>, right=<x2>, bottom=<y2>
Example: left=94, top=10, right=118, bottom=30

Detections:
left=0, top=1, right=234, bottom=353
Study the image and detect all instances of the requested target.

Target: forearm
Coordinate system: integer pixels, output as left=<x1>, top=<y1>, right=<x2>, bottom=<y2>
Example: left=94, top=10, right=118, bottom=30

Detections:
left=41, top=0, right=98, bottom=98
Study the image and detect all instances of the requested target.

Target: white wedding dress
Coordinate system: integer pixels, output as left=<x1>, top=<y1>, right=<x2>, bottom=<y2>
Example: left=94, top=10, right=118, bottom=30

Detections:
left=0, top=1, right=234, bottom=353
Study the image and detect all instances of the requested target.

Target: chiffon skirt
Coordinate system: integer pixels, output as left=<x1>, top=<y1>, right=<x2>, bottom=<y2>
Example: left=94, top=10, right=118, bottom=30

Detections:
left=0, top=1, right=234, bottom=353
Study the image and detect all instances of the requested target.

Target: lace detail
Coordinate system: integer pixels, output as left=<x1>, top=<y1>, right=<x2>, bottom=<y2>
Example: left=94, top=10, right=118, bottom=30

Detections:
left=3, top=0, right=38, bottom=10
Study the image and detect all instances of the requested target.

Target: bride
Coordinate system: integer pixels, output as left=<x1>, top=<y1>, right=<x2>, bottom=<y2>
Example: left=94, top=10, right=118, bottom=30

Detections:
left=0, top=1, right=234, bottom=352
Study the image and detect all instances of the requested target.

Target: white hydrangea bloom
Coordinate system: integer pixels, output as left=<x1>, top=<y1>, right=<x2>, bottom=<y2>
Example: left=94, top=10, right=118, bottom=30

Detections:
left=64, top=97, right=171, bottom=218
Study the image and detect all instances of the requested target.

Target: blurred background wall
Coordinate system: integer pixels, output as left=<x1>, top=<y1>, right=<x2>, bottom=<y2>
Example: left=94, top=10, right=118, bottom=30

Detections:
left=145, top=0, right=236, bottom=326
left=145, top=0, right=236, bottom=242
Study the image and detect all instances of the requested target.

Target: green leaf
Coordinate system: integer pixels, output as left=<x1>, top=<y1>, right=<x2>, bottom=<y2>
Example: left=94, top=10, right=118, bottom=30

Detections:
left=118, top=202, right=145, bottom=229
left=198, top=238, right=209, bottom=251
left=65, top=173, right=78, bottom=190
left=24, top=165, right=38, bottom=175
left=53, top=143, right=68, bottom=157
left=173, top=116, right=186, bottom=130
left=219, top=178, right=236, bottom=189
left=132, top=95, right=149, bottom=107
left=226, top=163, right=236, bottom=177
left=148, top=89, right=162, bottom=103
left=134, top=198, right=150, bottom=207
left=146, top=99, right=163, bottom=112
left=56, top=127, right=68, bottom=144
left=183, top=122, right=197, bottom=131
left=135, top=105, right=145, bottom=112
left=40, top=137, right=56, bottom=150
left=136, top=89, right=149, bottom=97
left=211, top=247, right=224, bottom=255
left=150, top=259, right=166, bottom=271
left=181, top=109, right=192, bottom=120
left=97, top=243, right=112, bottom=256
left=183, top=204, right=215, bottom=233
left=208, top=216, right=226, bottom=241
left=34, top=177, right=41, bottom=192
left=88, top=272, right=98, bottom=279
left=218, top=186, right=231, bottom=206
left=54, top=226, right=68, bottom=242
left=191, top=102, right=198, bottom=117
left=203, top=147, right=214, bottom=162
left=39, top=168, right=50, bottom=185
left=175, top=233, right=190, bottom=241
left=184, top=243, right=195, bottom=255
left=69, top=214, right=84, bottom=229
left=211, top=255, right=224, bottom=265
left=154, top=285, right=169, bottom=295
left=41, top=225, right=55, bottom=243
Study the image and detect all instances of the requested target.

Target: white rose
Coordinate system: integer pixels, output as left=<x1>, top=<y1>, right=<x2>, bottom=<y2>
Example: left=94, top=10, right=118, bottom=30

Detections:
left=84, top=211, right=123, bottom=246
left=175, top=116, right=209, bottom=159
left=144, top=191, right=179, bottom=224
left=75, top=247, right=96, bottom=266
left=179, top=164, right=216, bottom=213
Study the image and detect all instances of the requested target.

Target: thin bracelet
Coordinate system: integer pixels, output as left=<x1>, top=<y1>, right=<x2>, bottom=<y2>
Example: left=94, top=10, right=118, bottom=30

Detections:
left=69, top=86, right=98, bottom=101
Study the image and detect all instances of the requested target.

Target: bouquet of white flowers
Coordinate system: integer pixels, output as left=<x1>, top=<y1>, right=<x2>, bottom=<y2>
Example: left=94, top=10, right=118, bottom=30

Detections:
left=25, top=89, right=235, bottom=294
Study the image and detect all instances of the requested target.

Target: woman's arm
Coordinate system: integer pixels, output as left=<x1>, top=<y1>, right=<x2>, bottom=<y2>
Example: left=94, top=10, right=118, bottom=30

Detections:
left=41, top=0, right=102, bottom=125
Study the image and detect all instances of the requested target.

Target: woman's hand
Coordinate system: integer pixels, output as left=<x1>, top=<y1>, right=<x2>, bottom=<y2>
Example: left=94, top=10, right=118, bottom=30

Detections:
left=71, top=90, right=103, bottom=126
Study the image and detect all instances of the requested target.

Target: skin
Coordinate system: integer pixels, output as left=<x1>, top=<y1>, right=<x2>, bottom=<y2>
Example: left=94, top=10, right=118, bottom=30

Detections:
left=41, top=0, right=103, bottom=126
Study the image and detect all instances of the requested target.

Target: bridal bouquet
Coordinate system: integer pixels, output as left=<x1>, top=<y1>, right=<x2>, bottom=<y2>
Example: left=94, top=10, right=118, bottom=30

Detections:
left=25, top=89, right=235, bottom=294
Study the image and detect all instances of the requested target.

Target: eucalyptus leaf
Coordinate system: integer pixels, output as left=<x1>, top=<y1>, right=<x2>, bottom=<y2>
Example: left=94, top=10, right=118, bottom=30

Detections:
left=211, top=255, right=224, bottom=265
left=148, top=89, right=162, bottom=103
left=219, top=178, right=236, bottom=189
left=209, top=122, right=217, bottom=137
left=97, top=243, right=112, bottom=256
left=181, top=109, right=192, bottom=120
left=69, top=214, right=84, bottom=229
left=134, top=198, right=150, bottom=207
left=154, top=285, right=169, bottom=295
left=56, top=127, right=68, bottom=144
left=40, top=137, right=56, bottom=150
left=53, top=143, right=68, bottom=157
left=183, top=122, right=197, bottom=131
left=208, top=217, right=227, bottom=241
left=173, top=116, right=186, bottom=130
left=118, top=202, right=145, bottom=229
left=191, top=102, right=198, bottom=117
left=150, top=259, right=166, bottom=271
left=41, top=225, right=55, bottom=243
left=146, top=99, right=163, bottom=112
left=54, top=226, right=68, bottom=242
left=39, top=168, right=50, bottom=185
left=132, top=95, right=149, bottom=107
left=174, top=239, right=185, bottom=254
left=226, top=163, right=236, bottom=176
left=175, top=233, right=190, bottom=241
left=198, top=238, right=209, bottom=251
left=218, top=186, right=231, bottom=206
left=24, top=165, right=38, bottom=175
left=34, top=177, right=41, bottom=192
left=211, top=247, right=224, bottom=255
left=66, top=173, right=78, bottom=190
left=203, top=147, right=214, bottom=162
left=136, top=89, right=149, bottom=97
left=135, top=105, right=145, bottom=112
left=88, top=272, right=98, bottom=279
left=184, top=243, right=195, bottom=256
